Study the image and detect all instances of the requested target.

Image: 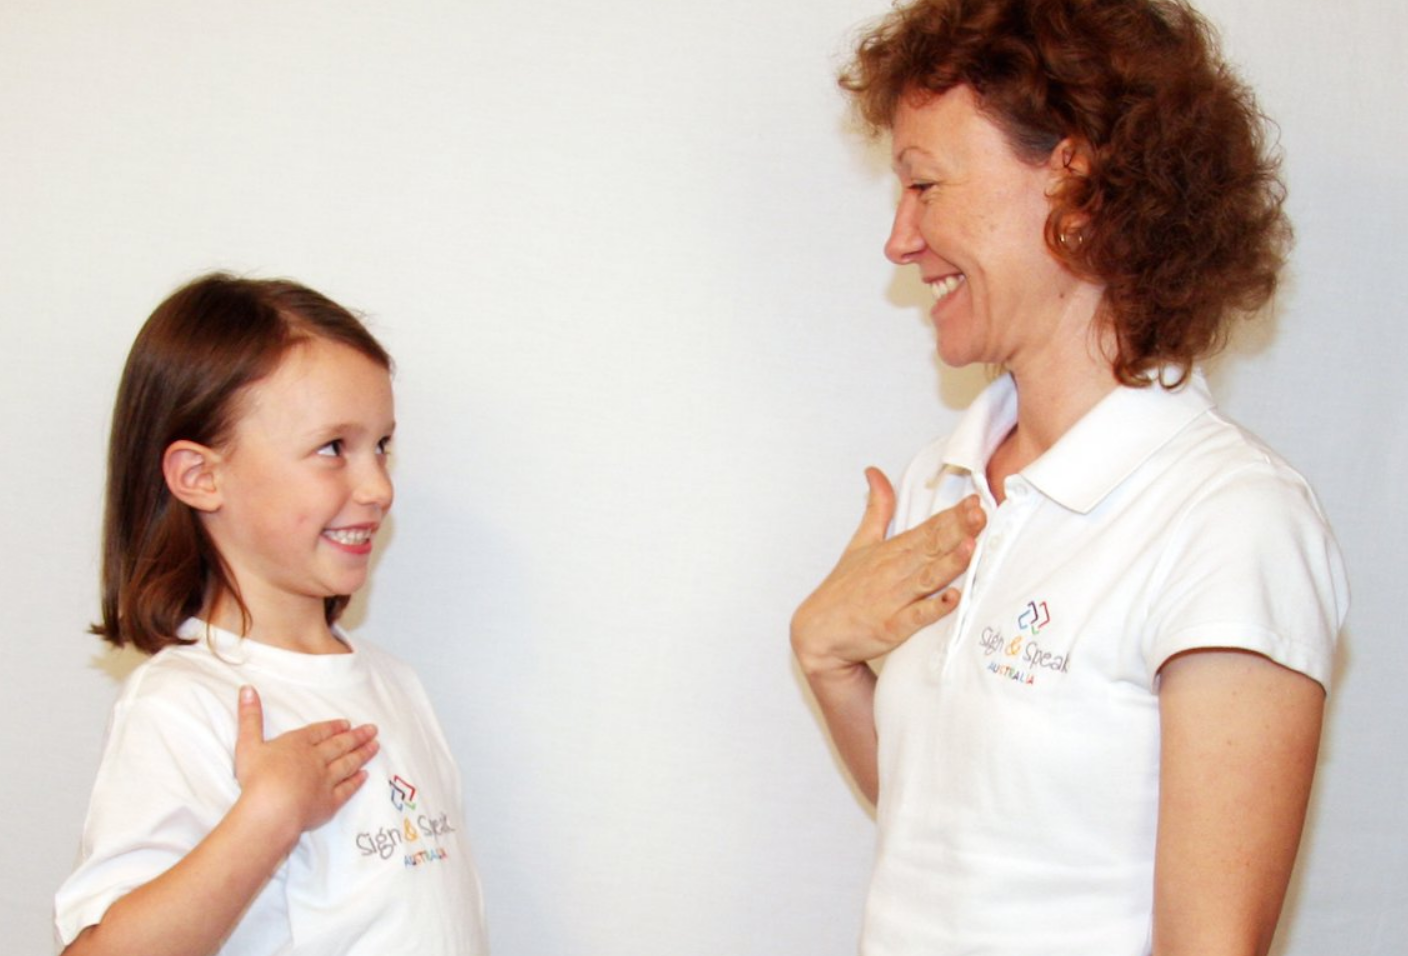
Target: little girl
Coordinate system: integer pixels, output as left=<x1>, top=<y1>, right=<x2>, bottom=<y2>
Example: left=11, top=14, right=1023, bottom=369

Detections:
left=55, top=274, right=488, bottom=955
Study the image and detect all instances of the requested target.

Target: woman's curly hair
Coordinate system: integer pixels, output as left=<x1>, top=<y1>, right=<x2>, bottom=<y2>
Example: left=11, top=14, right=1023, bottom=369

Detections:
left=841, top=0, right=1290, bottom=385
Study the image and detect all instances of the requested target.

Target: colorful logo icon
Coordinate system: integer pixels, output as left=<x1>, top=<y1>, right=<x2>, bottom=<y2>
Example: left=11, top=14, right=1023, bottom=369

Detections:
left=1017, top=600, right=1050, bottom=636
left=389, top=775, right=418, bottom=811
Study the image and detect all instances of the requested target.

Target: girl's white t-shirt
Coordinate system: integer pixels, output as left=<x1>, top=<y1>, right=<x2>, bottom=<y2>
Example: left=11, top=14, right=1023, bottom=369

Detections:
left=56, top=620, right=488, bottom=955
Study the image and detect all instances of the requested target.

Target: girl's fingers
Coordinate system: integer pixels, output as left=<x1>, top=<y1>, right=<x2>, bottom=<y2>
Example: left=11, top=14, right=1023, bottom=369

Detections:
left=328, top=739, right=380, bottom=783
left=295, top=719, right=354, bottom=747
left=331, top=770, right=371, bottom=807
left=313, top=724, right=378, bottom=763
left=235, top=686, right=266, bottom=748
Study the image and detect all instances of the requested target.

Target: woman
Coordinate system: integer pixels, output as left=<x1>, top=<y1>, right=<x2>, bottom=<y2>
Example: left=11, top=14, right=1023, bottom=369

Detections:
left=791, top=2, right=1347, bottom=954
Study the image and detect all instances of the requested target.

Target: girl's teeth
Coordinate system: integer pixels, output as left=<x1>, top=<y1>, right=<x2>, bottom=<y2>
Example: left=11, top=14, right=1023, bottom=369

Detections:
left=325, top=529, right=372, bottom=545
left=931, top=274, right=965, bottom=302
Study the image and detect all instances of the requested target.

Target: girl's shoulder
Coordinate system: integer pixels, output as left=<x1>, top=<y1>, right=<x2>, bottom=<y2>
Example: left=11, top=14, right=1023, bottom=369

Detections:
left=113, top=635, right=244, bottom=723
left=337, top=629, right=420, bottom=678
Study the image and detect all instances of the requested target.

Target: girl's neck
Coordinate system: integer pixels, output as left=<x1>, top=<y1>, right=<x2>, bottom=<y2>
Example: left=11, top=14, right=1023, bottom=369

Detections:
left=206, top=590, right=351, bottom=655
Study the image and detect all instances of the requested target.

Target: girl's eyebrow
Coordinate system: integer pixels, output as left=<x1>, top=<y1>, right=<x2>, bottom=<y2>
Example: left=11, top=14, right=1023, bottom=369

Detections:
left=304, top=420, right=397, bottom=440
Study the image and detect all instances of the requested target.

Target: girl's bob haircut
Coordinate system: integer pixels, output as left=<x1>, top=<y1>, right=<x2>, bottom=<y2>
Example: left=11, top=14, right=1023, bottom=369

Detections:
left=94, top=273, right=392, bottom=655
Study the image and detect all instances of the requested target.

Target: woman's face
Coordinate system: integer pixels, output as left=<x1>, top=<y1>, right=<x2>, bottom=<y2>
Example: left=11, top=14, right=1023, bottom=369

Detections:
left=886, top=85, right=1085, bottom=372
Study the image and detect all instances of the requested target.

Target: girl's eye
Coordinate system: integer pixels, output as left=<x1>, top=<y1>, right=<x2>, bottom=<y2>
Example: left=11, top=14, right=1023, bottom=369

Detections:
left=376, top=437, right=393, bottom=456
left=317, top=439, right=344, bottom=457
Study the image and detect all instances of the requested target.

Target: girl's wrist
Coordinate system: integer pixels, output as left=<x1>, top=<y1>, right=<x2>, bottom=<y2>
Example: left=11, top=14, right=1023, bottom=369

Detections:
left=227, top=790, right=304, bottom=860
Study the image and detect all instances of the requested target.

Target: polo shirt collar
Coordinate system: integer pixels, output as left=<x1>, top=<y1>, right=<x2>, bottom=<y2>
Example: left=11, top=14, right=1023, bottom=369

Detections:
left=941, top=370, right=1217, bottom=515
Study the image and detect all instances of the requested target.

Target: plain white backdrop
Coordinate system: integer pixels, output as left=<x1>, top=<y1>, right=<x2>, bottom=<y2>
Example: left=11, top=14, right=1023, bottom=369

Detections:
left=1, top=1, right=1403, bottom=954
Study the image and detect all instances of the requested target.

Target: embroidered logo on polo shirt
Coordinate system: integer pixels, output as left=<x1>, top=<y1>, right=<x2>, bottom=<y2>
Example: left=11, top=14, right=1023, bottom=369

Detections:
left=975, top=598, right=1073, bottom=686
left=353, top=772, right=459, bottom=868
left=1017, top=600, right=1050, bottom=635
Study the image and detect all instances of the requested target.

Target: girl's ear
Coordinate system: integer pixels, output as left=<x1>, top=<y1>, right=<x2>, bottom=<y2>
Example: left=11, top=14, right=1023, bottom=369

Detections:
left=163, top=440, right=223, bottom=512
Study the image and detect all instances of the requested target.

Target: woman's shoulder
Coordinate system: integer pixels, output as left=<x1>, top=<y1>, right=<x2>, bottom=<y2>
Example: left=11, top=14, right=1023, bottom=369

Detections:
left=1167, top=406, right=1329, bottom=516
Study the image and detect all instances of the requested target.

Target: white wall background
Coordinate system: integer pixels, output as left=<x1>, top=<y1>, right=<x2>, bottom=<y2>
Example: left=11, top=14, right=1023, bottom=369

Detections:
left=1, top=1, right=1402, bottom=954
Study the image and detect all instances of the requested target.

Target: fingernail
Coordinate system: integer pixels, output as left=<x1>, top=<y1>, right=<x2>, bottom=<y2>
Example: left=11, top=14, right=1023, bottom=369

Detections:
left=239, top=685, right=254, bottom=704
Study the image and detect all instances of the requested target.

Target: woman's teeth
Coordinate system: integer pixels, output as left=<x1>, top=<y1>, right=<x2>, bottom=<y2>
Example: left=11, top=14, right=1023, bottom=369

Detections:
left=931, top=274, right=965, bottom=302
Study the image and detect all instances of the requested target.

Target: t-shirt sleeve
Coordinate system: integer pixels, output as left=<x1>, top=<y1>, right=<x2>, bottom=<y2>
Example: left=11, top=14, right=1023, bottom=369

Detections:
left=53, top=678, right=243, bottom=945
left=1142, top=460, right=1348, bottom=690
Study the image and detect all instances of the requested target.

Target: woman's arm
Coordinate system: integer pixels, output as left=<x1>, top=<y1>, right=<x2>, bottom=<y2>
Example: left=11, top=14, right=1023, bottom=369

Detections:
left=63, top=687, right=379, bottom=956
left=791, top=468, right=983, bottom=804
left=1153, top=649, right=1325, bottom=956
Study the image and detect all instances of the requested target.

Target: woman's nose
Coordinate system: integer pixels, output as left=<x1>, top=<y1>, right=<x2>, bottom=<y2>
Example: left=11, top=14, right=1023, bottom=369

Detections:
left=884, top=193, right=926, bottom=264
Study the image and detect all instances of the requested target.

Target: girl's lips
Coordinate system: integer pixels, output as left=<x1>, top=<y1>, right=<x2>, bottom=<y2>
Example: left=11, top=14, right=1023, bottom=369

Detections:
left=322, top=525, right=377, bottom=553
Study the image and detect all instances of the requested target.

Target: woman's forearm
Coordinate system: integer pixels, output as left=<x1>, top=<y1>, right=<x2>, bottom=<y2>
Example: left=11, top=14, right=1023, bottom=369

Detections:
left=799, top=658, right=880, bottom=805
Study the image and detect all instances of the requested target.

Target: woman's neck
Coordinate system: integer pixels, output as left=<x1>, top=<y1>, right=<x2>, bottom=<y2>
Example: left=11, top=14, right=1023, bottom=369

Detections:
left=986, top=306, right=1119, bottom=502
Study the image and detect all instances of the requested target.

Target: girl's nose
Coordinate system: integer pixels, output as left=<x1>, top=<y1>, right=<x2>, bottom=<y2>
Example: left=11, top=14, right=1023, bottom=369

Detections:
left=884, top=192, right=926, bottom=264
left=356, top=458, right=394, bottom=511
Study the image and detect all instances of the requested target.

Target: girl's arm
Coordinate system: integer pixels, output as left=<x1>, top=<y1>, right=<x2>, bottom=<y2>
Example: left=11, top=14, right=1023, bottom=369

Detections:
left=791, top=468, right=982, bottom=804
left=1152, top=649, right=1324, bottom=956
left=62, top=687, right=378, bottom=956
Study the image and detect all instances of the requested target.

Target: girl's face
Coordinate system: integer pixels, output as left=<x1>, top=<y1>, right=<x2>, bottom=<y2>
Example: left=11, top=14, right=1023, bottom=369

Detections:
left=201, top=337, right=394, bottom=631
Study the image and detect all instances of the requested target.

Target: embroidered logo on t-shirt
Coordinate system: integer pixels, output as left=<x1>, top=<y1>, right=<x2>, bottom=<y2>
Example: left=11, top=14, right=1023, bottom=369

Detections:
left=353, top=773, right=458, bottom=868
left=390, top=774, right=417, bottom=810
left=976, top=598, right=1072, bottom=686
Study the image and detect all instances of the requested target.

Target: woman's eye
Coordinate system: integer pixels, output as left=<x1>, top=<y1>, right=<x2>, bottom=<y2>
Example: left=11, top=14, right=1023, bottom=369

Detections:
left=317, top=439, right=344, bottom=457
left=909, top=181, right=936, bottom=196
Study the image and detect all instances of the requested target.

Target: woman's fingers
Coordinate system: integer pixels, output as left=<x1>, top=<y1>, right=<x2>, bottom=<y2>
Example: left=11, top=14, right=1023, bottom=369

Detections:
left=893, top=588, right=962, bottom=637
left=907, top=494, right=985, bottom=557
left=892, top=495, right=985, bottom=598
left=846, top=467, right=898, bottom=552
left=911, top=545, right=974, bottom=596
left=794, top=476, right=985, bottom=671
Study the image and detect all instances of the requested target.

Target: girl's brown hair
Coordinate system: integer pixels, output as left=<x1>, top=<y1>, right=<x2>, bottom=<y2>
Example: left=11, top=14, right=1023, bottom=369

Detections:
left=94, top=273, right=392, bottom=654
left=841, top=0, right=1290, bottom=385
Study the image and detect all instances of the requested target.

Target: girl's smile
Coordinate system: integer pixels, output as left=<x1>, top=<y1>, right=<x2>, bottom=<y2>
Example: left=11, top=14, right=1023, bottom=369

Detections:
left=199, top=336, right=395, bottom=644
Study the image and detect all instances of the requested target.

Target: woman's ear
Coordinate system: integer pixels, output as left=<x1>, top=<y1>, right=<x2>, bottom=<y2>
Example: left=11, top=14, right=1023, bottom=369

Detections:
left=163, top=440, right=223, bottom=512
left=1050, top=135, right=1093, bottom=177
left=1046, top=137, right=1095, bottom=248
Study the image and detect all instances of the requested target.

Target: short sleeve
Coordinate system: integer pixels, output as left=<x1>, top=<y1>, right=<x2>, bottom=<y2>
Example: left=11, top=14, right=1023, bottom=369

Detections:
left=1143, top=460, right=1348, bottom=689
left=53, top=677, right=256, bottom=945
